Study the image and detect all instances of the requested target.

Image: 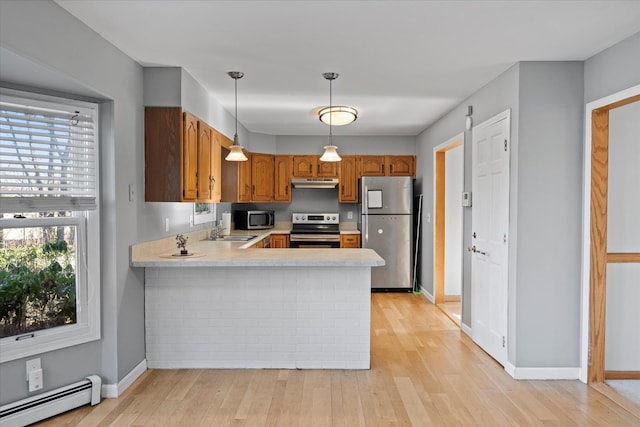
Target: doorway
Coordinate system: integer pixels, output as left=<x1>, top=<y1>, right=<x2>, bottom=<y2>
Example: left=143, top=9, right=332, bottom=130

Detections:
left=581, top=86, right=640, bottom=385
left=433, top=134, right=464, bottom=327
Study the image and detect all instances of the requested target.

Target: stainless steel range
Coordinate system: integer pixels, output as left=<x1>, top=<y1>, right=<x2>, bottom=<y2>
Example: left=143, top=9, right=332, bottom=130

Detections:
left=290, top=213, right=340, bottom=248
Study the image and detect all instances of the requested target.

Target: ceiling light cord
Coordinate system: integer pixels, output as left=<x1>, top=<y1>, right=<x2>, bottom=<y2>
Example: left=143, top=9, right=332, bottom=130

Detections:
left=225, top=71, right=248, bottom=161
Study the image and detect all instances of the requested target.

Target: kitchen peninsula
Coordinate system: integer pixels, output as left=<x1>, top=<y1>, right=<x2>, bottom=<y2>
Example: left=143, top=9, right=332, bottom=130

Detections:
left=130, top=229, right=384, bottom=370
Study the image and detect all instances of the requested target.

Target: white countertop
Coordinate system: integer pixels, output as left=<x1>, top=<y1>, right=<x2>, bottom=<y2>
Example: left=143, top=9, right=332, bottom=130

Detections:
left=130, top=227, right=380, bottom=268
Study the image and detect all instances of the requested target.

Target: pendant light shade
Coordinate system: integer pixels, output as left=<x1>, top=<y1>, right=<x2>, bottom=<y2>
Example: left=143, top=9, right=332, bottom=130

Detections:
left=225, top=71, right=248, bottom=162
left=321, top=72, right=342, bottom=162
left=319, top=145, right=341, bottom=162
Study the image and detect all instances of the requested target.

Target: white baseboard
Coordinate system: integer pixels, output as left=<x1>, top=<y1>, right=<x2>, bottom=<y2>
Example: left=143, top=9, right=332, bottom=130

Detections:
left=507, top=365, right=580, bottom=380
left=419, top=286, right=434, bottom=303
left=101, top=359, right=147, bottom=398
left=460, top=323, right=472, bottom=337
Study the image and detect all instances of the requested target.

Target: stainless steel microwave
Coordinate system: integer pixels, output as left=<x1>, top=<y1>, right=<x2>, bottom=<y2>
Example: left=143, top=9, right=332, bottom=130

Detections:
left=233, top=210, right=274, bottom=230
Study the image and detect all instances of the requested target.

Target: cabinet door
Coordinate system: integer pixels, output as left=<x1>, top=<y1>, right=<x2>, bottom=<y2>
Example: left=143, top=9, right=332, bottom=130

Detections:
left=360, top=155, right=386, bottom=176
left=274, top=155, right=292, bottom=202
left=238, top=152, right=252, bottom=202
left=340, top=234, right=361, bottom=248
left=182, top=112, right=199, bottom=201
left=387, top=155, right=415, bottom=177
left=339, top=155, right=359, bottom=203
left=210, top=130, right=222, bottom=202
left=196, top=121, right=212, bottom=201
left=270, top=234, right=289, bottom=248
left=292, top=155, right=316, bottom=177
left=317, top=157, right=338, bottom=178
left=251, top=153, right=274, bottom=202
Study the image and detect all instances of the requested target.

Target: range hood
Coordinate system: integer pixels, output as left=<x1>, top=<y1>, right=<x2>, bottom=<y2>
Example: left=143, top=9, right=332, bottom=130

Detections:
left=291, top=178, right=339, bottom=189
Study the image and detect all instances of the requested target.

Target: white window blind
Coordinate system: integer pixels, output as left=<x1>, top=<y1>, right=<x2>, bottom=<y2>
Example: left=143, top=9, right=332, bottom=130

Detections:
left=0, top=93, right=98, bottom=213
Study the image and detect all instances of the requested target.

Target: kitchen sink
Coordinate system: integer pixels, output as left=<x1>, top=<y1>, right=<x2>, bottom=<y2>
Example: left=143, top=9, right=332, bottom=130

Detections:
left=207, top=235, right=256, bottom=242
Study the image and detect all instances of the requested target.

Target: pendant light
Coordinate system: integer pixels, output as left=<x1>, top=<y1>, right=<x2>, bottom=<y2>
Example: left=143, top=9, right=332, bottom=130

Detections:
left=225, top=71, right=248, bottom=162
left=319, top=72, right=342, bottom=162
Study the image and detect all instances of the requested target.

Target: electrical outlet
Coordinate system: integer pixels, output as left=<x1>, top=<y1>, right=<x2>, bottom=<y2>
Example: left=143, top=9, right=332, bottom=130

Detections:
left=189, top=215, right=194, bottom=227
left=26, top=358, right=41, bottom=381
left=128, top=184, right=135, bottom=202
left=347, top=211, right=353, bottom=220
left=165, top=218, right=169, bottom=232
left=28, top=369, right=43, bottom=392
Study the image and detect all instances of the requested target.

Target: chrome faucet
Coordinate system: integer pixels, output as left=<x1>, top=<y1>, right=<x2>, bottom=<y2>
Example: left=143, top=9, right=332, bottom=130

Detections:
left=210, top=224, right=225, bottom=240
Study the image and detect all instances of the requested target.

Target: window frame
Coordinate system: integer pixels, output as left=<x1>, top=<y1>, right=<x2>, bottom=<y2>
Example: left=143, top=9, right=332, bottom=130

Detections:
left=0, top=89, right=100, bottom=363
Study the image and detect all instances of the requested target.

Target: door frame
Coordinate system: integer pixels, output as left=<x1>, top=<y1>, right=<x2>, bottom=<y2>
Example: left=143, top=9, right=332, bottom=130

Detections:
left=580, top=84, right=640, bottom=383
left=432, top=133, right=464, bottom=306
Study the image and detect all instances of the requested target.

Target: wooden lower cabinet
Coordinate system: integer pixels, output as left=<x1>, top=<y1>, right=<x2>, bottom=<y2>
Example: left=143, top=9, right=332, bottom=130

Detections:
left=270, top=234, right=290, bottom=248
left=340, top=234, right=361, bottom=248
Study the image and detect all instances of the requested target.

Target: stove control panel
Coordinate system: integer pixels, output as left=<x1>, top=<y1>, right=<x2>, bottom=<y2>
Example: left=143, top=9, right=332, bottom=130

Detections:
left=292, top=213, right=339, bottom=224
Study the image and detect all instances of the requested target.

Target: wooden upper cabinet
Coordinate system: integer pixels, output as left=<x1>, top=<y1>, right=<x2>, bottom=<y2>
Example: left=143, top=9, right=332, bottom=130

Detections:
left=210, top=130, right=222, bottom=202
left=317, top=159, right=338, bottom=178
left=144, top=107, right=224, bottom=202
left=387, top=155, right=415, bottom=177
left=274, top=155, right=292, bottom=202
left=360, top=155, right=416, bottom=178
left=196, top=120, right=212, bottom=201
left=292, top=155, right=316, bottom=177
left=339, top=155, right=359, bottom=203
left=292, top=155, right=338, bottom=178
left=251, top=153, right=274, bottom=202
left=360, top=155, right=386, bottom=176
left=182, top=112, right=199, bottom=201
left=221, top=140, right=252, bottom=203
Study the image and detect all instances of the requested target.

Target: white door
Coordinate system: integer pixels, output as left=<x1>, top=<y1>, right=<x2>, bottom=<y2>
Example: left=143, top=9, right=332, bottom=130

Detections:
left=471, top=110, right=510, bottom=366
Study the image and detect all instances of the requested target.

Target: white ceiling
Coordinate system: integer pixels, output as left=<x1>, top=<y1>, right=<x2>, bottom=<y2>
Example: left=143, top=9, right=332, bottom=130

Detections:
left=54, top=0, right=640, bottom=137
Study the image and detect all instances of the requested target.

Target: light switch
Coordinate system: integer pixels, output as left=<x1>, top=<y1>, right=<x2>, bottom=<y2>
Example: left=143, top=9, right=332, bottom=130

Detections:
left=128, top=184, right=135, bottom=202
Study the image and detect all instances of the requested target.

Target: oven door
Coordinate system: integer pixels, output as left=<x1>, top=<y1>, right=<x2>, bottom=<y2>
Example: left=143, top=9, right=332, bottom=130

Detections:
left=289, top=234, right=341, bottom=249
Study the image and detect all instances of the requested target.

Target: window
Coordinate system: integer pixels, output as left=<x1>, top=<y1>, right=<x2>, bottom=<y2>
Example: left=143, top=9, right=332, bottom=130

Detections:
left=0, top=88, right=100, bottom=362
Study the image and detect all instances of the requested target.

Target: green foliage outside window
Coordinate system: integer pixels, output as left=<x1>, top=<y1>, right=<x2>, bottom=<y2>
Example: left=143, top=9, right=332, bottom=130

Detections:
left=0, top=240, right=77, bottom=338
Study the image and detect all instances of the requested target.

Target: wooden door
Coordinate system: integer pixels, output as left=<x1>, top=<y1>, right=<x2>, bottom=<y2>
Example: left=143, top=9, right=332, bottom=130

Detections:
left=360, top=155, right=385, bottom=176
left=196, top=121, right=212, bottom=201
left=182, top=112, right=198, bottom=201
left=270, top=234, right=289, bottom=248
left=251, top=153, right=274, bottom=202
left=274, top=155, right=292, bottom=202
left=292, top=155, right=316, bottom=177
left=471, top=110, right=510, bottom=367
left=339, top=155, right=359, bottom=203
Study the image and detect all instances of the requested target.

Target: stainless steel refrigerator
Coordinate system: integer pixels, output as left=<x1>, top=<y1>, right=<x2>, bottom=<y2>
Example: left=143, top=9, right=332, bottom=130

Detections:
left=361, top=176, right=413, bottom=290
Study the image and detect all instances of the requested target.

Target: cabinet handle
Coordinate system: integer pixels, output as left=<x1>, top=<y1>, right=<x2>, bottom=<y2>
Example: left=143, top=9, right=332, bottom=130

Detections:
left=382, top=164, right=385, bottom=174
left=390, top=164, right=393, bottom=174
left=252, top=184, right=255, bottom=194
left=285, top=185, right=289, bottom=195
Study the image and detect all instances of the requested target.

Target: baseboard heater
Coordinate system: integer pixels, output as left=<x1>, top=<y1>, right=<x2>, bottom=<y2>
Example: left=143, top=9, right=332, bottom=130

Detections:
left=0, top=375, right=101, bottom=427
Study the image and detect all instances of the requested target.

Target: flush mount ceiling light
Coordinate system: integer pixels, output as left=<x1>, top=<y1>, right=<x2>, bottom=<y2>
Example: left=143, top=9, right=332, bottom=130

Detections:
left=319, top=72, right=342, bottom=162
left=318, top=105, right=358, bottom=126
left=225, top=71, right=248, bottom=162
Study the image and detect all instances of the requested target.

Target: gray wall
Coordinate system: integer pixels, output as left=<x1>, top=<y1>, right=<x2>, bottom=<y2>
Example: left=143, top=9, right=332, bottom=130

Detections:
left=0, top=0, right=143, bottom=403
left=416, top=61, right=587, bottom=368
left=584, top=32, right=640, bottom=103
left=415, top=64, right=520, bottom=331
left=515, top=62, right=584, bottom=367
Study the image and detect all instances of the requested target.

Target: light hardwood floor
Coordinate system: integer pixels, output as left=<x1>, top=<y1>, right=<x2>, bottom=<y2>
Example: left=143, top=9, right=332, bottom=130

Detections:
left=36, top=293, right=639, bottom=426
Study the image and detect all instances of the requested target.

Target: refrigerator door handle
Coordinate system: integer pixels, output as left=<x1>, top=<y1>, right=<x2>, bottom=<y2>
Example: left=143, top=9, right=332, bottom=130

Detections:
left=363, top=185, right=368, bottom=242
